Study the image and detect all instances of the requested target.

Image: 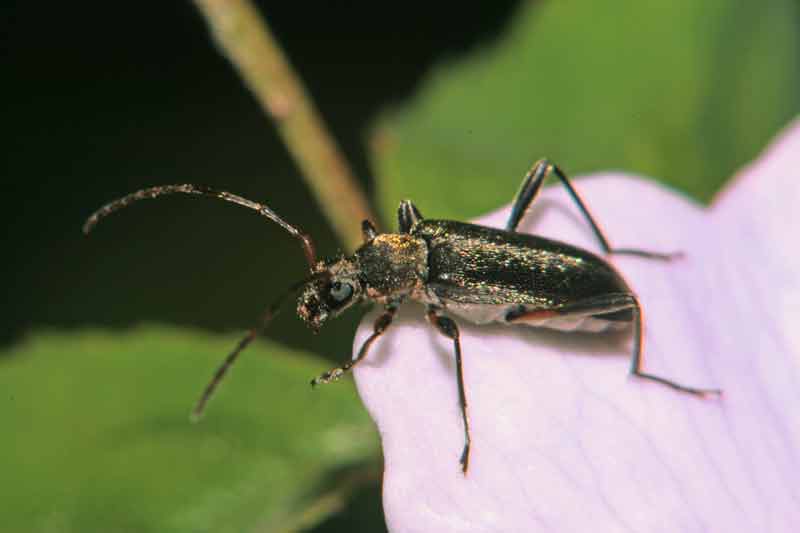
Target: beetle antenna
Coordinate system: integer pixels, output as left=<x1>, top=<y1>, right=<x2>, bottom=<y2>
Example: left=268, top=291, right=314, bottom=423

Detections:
left=189, top=272, right=326, bottom=420
left=83, top=184, right=317, bottom=270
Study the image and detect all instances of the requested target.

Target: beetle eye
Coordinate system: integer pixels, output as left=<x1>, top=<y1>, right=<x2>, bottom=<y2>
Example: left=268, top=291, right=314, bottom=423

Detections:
left=330, top=281, right=353, bottom=302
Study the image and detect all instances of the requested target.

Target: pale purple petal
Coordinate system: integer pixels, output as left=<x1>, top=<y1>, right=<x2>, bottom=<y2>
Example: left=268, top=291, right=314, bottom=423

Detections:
left=354, top=118, right=800, bottom=533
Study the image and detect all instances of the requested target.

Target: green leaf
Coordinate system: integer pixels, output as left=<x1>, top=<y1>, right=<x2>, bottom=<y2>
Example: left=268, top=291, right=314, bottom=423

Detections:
left=0, top=327, right=378, bottom=533
left=372, top=0, right=800, bottom=222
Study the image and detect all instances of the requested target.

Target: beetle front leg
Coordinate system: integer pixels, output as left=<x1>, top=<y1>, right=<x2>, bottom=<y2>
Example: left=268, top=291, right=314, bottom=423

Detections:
left=426, top=306, right=472, bottom=475
left=311, top=304, right=398, bottom=387
left=506, top=159, right=679, bottom=261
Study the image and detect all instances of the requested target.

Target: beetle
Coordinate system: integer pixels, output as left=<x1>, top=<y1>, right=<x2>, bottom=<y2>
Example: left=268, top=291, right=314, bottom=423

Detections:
left=84, top=159, right=721, bottom=474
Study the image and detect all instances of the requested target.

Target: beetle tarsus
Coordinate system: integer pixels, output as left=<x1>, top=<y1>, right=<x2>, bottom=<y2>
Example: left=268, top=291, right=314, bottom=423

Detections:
left=612, top=248, right=684, bottom=261
left=459, top=440, right=471, bottom=475
left=311, top=367, right=345, bottom=387
left=631, top=370, right=722, bottom=397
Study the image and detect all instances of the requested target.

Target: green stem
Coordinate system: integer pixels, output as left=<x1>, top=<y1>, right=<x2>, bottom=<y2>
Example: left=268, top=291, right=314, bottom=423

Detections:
left=193, top=0, right=377, bottom=250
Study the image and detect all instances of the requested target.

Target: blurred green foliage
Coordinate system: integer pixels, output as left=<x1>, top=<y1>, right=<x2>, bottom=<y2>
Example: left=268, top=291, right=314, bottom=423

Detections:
left=5, top=1, right=799, bottom=532
left=0, top=328, right=377, bottom=532
left=373, top=0, right=799, bottom=222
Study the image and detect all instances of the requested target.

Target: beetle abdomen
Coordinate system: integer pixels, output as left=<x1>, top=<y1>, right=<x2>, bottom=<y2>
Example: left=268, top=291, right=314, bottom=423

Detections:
left=437, top=301, right=631, bottom=333
left=505, top=306, right=631, bottom=332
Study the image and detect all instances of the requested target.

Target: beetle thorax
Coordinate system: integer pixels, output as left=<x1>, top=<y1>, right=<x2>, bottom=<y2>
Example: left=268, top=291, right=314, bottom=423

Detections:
left=356, top=233, right=428, bottom=301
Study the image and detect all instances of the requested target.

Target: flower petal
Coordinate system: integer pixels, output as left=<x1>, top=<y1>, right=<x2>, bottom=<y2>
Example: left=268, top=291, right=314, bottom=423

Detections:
left=354, top=119, right=800, bottom=532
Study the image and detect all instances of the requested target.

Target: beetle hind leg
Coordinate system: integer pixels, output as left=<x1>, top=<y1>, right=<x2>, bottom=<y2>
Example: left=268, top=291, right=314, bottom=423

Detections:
left=507, top=294, right=721, bottom=396
left=506, top=159, right=680, bottom=261
left=630, top=299, right=722, bottom=397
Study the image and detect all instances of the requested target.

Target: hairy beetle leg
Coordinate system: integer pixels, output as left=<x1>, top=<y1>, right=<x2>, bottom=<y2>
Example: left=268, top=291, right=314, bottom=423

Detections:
left=311, top=304, right=398, bottom=387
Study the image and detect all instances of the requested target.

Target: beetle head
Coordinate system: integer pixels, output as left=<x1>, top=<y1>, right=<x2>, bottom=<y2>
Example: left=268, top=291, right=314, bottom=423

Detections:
left=297, top=258, right=363, bottom=332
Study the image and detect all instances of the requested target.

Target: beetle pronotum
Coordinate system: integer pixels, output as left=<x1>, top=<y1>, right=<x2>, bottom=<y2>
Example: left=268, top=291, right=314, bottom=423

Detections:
left=84, top=159, right=721, bottom=473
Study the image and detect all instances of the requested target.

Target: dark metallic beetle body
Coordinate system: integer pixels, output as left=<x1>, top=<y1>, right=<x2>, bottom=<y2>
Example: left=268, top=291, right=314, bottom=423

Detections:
left=84, top=159, right=720, bottom=475
left=415, top=220, right=632, bottom=329
left=331, top=219, right=632, bottom=332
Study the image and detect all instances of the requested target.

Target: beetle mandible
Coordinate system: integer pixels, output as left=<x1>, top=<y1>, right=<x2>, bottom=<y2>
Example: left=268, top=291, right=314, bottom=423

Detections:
left=84, top=159, right=721, bottom=474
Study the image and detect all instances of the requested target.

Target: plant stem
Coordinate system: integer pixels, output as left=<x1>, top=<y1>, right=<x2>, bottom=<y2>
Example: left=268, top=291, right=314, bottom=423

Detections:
left=193, top=0, right=376, bottom=250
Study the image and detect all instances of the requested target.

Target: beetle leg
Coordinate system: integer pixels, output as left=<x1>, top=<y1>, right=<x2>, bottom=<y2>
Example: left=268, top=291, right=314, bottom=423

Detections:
left=311, top=303, right=398, bottom=387
left=507, top=294, right=721, bottom=396
left=361, top=219, right=378, bottom=242
left=398, top=200, right=424, bottom=233
left=506, top=159, right=679, bottom=260
left=426, top=306, right=472, bottom=475
left=630, top=298, right=722, bottom=397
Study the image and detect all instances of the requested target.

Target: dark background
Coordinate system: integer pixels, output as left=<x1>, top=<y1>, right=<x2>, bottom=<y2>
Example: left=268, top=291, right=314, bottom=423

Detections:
left=2, top=2, right=519, bottom=531
left=2, top=2, right=518, bottom=350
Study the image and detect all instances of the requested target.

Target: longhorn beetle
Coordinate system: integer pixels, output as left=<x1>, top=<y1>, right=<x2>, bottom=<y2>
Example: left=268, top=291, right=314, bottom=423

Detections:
left=84, top=159, right=721, bottom=474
